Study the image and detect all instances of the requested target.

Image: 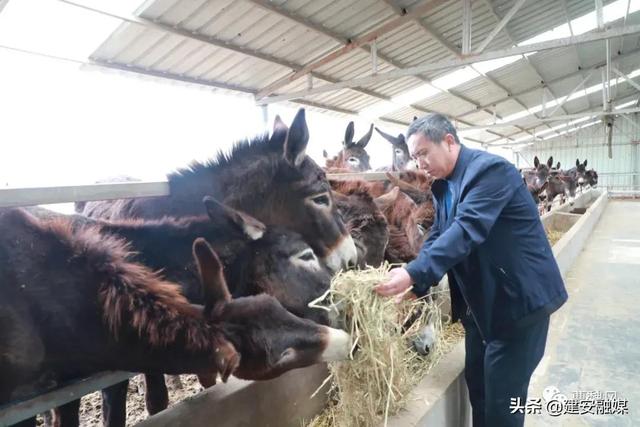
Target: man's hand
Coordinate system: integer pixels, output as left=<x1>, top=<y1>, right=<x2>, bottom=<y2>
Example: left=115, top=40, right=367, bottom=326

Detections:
left=374, top=267, right=414, bottom=297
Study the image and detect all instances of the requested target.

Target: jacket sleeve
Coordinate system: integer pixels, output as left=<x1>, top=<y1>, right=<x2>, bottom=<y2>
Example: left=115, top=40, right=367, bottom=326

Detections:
left=405, top=160, right=519, bottom=296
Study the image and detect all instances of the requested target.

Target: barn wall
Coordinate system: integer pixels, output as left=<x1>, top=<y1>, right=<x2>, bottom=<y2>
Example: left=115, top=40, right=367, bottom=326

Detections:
left=517, top=114, right=640, bottom=191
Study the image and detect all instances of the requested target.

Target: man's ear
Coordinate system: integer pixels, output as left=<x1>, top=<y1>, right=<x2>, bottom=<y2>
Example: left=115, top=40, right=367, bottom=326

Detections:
left=446, top=133, right=456, bottom=151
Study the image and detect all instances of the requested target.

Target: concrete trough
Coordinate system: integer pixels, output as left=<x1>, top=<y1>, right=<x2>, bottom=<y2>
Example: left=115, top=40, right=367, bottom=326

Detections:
left=140, top=191, right=609, bottom=427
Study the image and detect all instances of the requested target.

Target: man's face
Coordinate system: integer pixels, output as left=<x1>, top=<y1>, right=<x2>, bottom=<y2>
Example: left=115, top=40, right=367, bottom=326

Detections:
left=408, top=133, right=456, bottom=179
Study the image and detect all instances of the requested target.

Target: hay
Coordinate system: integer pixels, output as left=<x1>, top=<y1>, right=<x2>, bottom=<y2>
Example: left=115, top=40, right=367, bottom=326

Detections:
left=305, top=264, right=465, bottom=427
left=545, top=229, right=565, bottom=246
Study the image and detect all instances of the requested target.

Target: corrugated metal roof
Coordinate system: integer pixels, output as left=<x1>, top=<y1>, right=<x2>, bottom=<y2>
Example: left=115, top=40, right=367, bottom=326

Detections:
left=82, top=0, right=640, bottom=146
left=489, top=58, right=543, bottom=95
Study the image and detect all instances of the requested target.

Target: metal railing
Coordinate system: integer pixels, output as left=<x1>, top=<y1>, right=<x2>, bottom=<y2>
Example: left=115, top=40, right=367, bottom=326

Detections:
left=0, top=172, right=397, bottom=208
left=597, top=172, right=640, bottom=191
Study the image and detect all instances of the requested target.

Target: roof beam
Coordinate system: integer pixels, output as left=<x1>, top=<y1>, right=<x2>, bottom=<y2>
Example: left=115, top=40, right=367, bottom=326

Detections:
left=596, top=0, right=605, bottom=30
left=486, top=92, right=640, bottom=144
left=257, top=24, right=640, bottom=104
left=379, top=1, right=538, bottom=139
left=58, top=0, right=303, bottom=70
left=380, top=0, right=460, bottom=54
left=456, top=47, right=640, bottom=119
left=58, top=0, right=420, bottom=118
left=92, top=60, right=257, bottom=94
left=613, top=67, right=640, bottom=93
left=463, top=107, right=640, bottom=131
left=0, top=0, right=9, bottom=15
left=547, top=69, right=594, bottom=117
left=475, top=0, right=527, bottom=54
left=250, top=0, right=522, bottom=141
left=461, top=0, right=472, bottom=55
left=254, top=0, right=450, bottom=99
left=479, top=0, right=570, bottom=122
left=561, top=0, right=593, bottom=110
left=0, top=42, right=258, bottom=95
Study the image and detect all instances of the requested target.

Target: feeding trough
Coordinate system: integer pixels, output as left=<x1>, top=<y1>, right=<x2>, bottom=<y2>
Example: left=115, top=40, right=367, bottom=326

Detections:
left=137, top=191, right=608, bottom=427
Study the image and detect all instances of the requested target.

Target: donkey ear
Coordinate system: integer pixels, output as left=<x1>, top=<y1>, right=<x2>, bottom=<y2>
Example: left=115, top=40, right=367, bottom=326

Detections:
left=273, top=115, right=288, bottom=134
left=374, top=186, right=400, bottom=209
left=413, top=116, right=418, bottom=122
left=322, top=149, right=328, bottom=159
left=203, top=196, right=265, bottom=240
left=547, top=156, right=553, bottom=168
left=583, top=159, right=587, bottom=167
left=193, top=238, right=231, bottom=308
left=576, top=158, right=580, bottom=167
left=534, top=156, right=540, bottom=168
left=375, top=126, right=401, bottom=146
left=556, top=162, right=561, bottom=170
left=356, top=123, right=374, bottom=148
left=283, top=108, right=309, bottom=168
left=344, top=121, right=355, bottom=147
left=540, top=181, right=549, bottom=191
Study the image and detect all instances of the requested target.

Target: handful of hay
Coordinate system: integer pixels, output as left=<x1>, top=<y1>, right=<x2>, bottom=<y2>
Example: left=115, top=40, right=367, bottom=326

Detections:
left=306, top=263, right=464, bottom=427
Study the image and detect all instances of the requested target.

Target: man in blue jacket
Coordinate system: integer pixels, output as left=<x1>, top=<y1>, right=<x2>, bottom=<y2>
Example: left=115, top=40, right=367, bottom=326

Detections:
left=375, top=114, right=567, bottom=427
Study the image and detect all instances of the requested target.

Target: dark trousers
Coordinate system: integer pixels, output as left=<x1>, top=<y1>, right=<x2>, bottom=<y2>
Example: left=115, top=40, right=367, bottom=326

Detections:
left=463, top=313, right=550, bottom=427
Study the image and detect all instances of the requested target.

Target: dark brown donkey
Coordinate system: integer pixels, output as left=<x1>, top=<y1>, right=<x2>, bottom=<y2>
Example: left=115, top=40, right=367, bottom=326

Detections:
left=38, top=197, right=333, bottom=426
left=323, top=121, right=374, bottom=172
left=80, top=109, right=357, bottom=274
left=0, top=210, right=350, bottom=426
left=330, top=180, right=389, bottom=268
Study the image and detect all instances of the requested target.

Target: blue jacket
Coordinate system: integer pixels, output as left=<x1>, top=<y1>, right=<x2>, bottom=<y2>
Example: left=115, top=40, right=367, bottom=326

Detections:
left=406, top=145, right=567, bottom=340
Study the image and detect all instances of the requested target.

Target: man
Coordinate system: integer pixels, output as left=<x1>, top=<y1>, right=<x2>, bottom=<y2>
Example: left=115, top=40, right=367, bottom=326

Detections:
left=374, top=114, right=567, bottom=427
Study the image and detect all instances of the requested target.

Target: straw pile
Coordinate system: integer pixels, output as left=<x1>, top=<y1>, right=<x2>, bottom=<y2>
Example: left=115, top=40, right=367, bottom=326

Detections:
left=545, top=229, right=565, bottom=246
left=306, top=263, right=465, bottom=427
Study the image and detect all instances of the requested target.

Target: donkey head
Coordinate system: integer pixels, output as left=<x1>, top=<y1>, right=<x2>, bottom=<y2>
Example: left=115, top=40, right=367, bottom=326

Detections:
left=375, top=127, right=411, bottom=171
left=194, top=239, right=350, bottom=381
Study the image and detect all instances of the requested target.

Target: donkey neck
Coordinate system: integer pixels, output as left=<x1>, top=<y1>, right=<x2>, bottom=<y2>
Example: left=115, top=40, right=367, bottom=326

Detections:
left=107, top=310, right=231, bottom=376
left=97, top=218, right=255, bottom=301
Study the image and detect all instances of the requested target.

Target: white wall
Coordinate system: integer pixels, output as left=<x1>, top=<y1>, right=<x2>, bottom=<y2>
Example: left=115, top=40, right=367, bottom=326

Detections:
left=517, top=114, right=640, bottom=190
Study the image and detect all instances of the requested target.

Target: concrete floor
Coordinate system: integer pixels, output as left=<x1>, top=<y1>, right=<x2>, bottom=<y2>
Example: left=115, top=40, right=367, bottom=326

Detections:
left=526, top=200, right=640, bottom=427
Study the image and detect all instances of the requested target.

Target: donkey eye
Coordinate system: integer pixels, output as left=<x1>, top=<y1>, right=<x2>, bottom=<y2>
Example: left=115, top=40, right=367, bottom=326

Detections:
left=297, top=251, right=316, bottom=261
left=395, top=149, right=404, bottom=155
left=312, top=194, right=330, bottom=206
left=417, top=224, right=426, bottom=235
left=290, top=249, right=321, bottom=271
left=347, top=157, right=360, bottom=165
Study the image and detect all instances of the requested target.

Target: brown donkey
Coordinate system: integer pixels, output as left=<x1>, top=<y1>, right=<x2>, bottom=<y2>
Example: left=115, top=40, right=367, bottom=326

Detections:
left=79, top=109, right=357, bottom=274
left=0, top=210, right=349, bottom=426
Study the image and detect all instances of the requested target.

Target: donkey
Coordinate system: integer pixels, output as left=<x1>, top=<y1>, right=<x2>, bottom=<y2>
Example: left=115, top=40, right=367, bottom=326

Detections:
left=522, top=156, right=554, bottom=209
left=0, top=210, right=350, bottom=426
left=575, top=159, right=589, bottom=189
left=585, top=169, right=598, bottom=188
left=323, top=121, right=374, bottom=172
left=552, top=159, right=587, bottom=206
left=374, top=127, right=412, bottom=171
left=523, top=156, right=554, bottom=189
left=374, top=187, right=426, bottom=263
left=40, top=197, right=333, bottom=426
left=330, top=180, right=389, bottom=268
left=79, top=109, right=357, bottom=274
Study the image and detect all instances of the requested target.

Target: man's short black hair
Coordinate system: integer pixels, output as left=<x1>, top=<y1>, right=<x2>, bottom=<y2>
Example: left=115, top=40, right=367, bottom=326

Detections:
left=407, top=113, right=460, bottom=145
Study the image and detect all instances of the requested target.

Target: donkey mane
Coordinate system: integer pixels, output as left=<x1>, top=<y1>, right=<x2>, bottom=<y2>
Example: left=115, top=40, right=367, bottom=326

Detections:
left=168, top=132, right=284, bottom=193
left=381, top=193, right=417, bottom=226
left=96, top=215, right=211, bottom=235
left=330, top=179, right=375, bottom=200
left=24, top=212, right=219, bottom=352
